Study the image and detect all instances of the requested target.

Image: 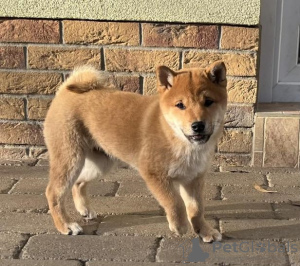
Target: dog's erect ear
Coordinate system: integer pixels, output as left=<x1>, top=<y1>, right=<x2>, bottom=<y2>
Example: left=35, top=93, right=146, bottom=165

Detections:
left=206, top=61, right=227, bottom=84
left=156, top=66, right=176, bottom=90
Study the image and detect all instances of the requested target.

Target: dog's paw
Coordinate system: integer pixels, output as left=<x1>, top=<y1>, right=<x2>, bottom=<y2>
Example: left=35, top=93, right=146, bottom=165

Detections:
left=79, top=208, right=97, bottom=220
left=65, top=222, right=83, bottom=235
left=169, top=221, right=188, bottom=236
left=200, top=228, right=222, bottom=243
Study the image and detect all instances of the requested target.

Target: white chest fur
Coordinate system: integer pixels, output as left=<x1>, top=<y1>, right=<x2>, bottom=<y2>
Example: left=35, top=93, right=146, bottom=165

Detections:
left=168, top=143, right=214, bottom=181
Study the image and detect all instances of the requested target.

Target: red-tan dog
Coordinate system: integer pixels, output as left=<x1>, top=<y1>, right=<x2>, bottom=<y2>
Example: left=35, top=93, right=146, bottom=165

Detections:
left=44, top=61, right=227, bottom=242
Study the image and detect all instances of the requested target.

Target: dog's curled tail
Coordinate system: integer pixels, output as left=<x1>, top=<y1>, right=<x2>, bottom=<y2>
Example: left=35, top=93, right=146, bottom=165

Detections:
left=63, top=65, right=111, bottom=93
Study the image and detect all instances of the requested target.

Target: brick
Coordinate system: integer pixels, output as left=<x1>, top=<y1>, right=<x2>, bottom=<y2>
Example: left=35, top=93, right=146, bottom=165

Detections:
left=0, top=97, right=25, bottom=120
left=105, top=48, right=179, bottom=73
left=0, top=232, right=28, bottom=259
left=64, top=21, right=139, bottom=46
left=264, top=118, right=299, bottom=168
left=0, top=260, right=82, bottom=266
left=227, top=78, right=257, bottom=103
left=221, top=219, right=300, bottom=240
left=27, top=97, right=52, bottom=120
left=157, top=238, right=287, bottom=264
left=224, top=105, right=254, bottom=128
left=214, top=153, right=252, bottom=167
left=0, top=47, right=25, bottom=69
left=109, top=74, right=141, bottom=93
left=0, top=72, right=62, bottom=94
left=222, top=185, right=300, bottom=203
left=21, top=235, right=157, bottom=261
left=221, top=26, right=259, bottom=50
left=183, top=51, right=257, bottom=76
left=218, top=129, right=252, bottom=153
left=0, top=212, right=57, bottom=234
left=0, top=194, right=48, bottom=212
left=97, top=215, right=217, bottom=238
left=205, top=201, right=275, bottom=220
left=0, top=147, right=27, bottom=161
left=143, top=23, right=218, bottom=48
left=143, top=75, right=157, bottom=95
left=0, top=19, right=60, bottom=43
left=0, top=122, right=44, bottom=145
left=28, top=46, right=100, bottom=70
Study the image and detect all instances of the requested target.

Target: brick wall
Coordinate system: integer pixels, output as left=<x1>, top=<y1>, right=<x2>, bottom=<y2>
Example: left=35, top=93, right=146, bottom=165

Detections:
left=0, top=19, right=259, bottom=166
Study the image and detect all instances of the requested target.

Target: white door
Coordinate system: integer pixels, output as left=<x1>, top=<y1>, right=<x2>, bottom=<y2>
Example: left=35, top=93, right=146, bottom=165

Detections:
left=259, top=0, right=300, bottom=102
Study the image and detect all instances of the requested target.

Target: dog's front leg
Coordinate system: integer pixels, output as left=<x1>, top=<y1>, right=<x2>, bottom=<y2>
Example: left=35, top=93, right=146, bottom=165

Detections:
left=179, top=176, right=222, bottom=242
left=142, top=173, right=189, bottom=236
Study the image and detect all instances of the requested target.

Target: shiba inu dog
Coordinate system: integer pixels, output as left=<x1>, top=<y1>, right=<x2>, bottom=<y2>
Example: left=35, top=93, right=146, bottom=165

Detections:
left=44, top=60, right=227, bottom=242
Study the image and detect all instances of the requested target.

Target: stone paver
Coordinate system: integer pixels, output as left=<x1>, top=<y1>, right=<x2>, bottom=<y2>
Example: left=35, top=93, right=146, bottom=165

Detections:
left=0, top=166, right=48, bottom=179
left=66, top=196, right=163, bottom=216
left=268, top=172, right=300, bottom=187
left=102, top=168, right=144, bottom=182
left=0, top=178, right=16, bottom=193
left=221, top=219, right=300, bottom=240
left=222, top=185, right=300, bottom=203
left=87, top=262, right=180, bottom=266
left=205, top=200, right=275, bottom=219
left=0, top=259, right=82, bottom=266
left=117, top=181, right=219, bottom=200
left=97, top=214, right=218, bottom=238
left=157, top=238, right=288, bottom=265
left=287, top=240, right=300, bottom=266
left=0, top=232, right=28, bottom=259
left=207, top=172, right=266, bottom=186
left=21, top=235, right=157, bottom=262
left=273, top=203, right=300, bottom=220
left=10, top=178, right=117, bottom=197
left=0, top=212, right=57, bottom=234
left=0, top=194, right=48, bottom=213
left=0, top=165, right=300, bottom=265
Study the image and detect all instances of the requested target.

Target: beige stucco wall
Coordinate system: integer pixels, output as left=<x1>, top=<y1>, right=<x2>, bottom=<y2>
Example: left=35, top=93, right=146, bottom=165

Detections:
left=0, top=0, right=260, bottom=25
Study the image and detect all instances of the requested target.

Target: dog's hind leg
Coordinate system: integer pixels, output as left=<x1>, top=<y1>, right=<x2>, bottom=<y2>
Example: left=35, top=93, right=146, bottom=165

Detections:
left=46, top=151, right=85, bottom=235
left=72, top=150, right=114, bottom=220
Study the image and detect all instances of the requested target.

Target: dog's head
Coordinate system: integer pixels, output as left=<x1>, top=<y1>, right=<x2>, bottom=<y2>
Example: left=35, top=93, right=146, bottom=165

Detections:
left=157, top=61, right=227, bottom=145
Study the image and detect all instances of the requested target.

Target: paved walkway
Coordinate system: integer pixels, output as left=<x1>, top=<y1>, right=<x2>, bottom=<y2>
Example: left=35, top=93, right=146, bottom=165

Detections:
left=0, top=164, right=299, bottom=265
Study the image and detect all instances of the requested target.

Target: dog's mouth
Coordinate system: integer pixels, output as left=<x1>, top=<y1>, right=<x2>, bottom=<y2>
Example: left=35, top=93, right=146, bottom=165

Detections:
left=185, top=134, right=211, bottom=144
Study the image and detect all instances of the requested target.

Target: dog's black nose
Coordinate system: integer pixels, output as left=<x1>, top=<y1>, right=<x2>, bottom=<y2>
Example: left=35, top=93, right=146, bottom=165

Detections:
left=191, top=121, right=205, bottom=133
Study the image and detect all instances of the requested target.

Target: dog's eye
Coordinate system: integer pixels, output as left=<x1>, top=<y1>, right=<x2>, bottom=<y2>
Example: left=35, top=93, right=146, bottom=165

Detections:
left=175, top=102, right=186, bottom=110
left=204, top=99, right=214, bottom=107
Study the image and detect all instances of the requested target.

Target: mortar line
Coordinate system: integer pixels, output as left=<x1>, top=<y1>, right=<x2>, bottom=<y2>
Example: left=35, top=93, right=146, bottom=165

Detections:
left=139, top=23, right=143, bottom=46
left=7, top=178, right=21, bottom=194
left=15, top=233, right=32, bottom=259
left=284, top=241, right=292, bottom=266
left=139, top=75, right=144, bottom=95
left=262, top=117, right=267, bottom=167
left=154, top=237, right=164, bottom=262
